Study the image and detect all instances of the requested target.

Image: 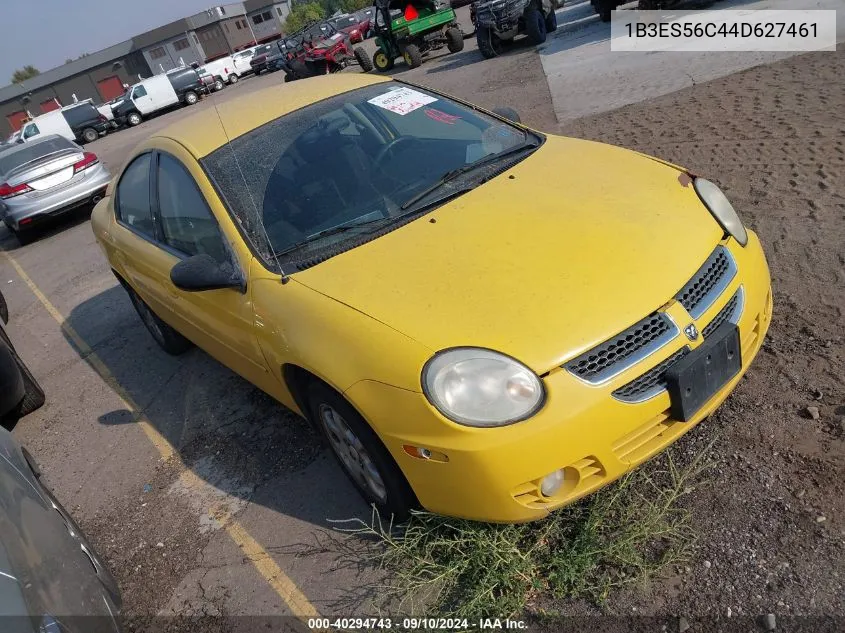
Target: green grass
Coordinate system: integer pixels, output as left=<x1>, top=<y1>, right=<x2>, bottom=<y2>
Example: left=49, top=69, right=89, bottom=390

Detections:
left=338, top=443, right=714, bottom=619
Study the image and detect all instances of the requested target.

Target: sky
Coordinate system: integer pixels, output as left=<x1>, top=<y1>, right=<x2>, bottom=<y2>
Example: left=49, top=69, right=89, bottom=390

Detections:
left=0, top=0, right=221, bottom=85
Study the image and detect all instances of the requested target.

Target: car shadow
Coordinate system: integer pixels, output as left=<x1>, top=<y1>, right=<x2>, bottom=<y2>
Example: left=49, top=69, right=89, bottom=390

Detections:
left=62, top=283, right=377, bottom=536
left=0, top=205, right=96, bottom=253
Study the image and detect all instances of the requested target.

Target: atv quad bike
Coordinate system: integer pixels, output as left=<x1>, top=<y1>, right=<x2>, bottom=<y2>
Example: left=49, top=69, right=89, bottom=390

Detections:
left=371, top=0, right=464, bottom=71
left=474, top=0, right=558, bottom=58
left=280, top=21, right=373, bottom=82
left=591, top=0, right=680, bottom=22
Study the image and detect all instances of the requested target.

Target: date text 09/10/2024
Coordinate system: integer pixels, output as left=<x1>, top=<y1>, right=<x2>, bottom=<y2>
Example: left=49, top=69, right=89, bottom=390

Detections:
left=307, top=618, right=528, bottom=630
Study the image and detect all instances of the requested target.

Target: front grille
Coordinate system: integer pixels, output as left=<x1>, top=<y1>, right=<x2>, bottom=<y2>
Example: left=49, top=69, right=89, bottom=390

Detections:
left=702, top=288, right=743, bottom=338
left=565, top=313, right=677, bottom=384
left=612, top=347, right=689, bottom=403
left=675, top=245, right=737, bottom=318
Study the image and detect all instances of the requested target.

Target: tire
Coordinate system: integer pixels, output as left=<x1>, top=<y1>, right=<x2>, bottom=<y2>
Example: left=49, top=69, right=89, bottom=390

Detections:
left=213, top=78, right=224, bottom=91
left=596, top=0, right=613, bottom=21
left=354, top=47, right=373, bottom=72
left=476, top=25, right=503, bottom=58
left=228, top=73, right=239, bottom=84
left=125, top=286, right=192, bottom=356
left=184, top=90, right=199, bottom=105
left=525, top=7, right=547, bottom=44
left=545, top=7, right=558, bottom=32
left=10, top=227, right=36, bottom=246
left=306, top=382, right=416, bottom=520
left=445, top=26, right=464, bottom=53
left=127, top=111, right=142, bottom=126
left=283, top=72, right=294, bottom=82
left=403, top=43, right=423, bottom=69
left=373, top=48, right=394, bottom=72
left=81, top=127, right=99, bottom=144
left=0, top=290, right=7, bottom=324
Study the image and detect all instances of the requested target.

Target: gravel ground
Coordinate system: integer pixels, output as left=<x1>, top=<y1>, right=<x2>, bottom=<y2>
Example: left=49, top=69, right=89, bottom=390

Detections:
left=556, top=48, right=844, bottom=626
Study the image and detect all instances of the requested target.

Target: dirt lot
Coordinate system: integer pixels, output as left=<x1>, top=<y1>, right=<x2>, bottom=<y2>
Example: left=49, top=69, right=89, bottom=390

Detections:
left=559, top=49, right=845, bottom=623
left=0, top=16, right=842, bottom=631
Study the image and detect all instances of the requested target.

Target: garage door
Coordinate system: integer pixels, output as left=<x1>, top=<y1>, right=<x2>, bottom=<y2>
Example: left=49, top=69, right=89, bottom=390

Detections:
left=6, top=110, right=29, bottom=133
left=40, top=99, right=61, bottom=113
left=97, top=75, right=125, bottom=101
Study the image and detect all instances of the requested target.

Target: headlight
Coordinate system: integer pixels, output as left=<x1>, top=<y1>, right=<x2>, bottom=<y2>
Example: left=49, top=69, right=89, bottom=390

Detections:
left=694, top=178, right=748, bottom=247
left=422, top=348, right=545, bottom=427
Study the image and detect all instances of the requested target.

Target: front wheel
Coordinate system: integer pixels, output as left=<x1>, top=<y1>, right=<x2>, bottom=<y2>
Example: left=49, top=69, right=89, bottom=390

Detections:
left=354, top=46, right=373, bottom=72
left=307, top=382, right=415, bottom=520
left=125, top=287, right=192, bottom=356
left=445, top=26, right=464, bottom=53
left=373, top=48, right=394, bottom=72
left=212, top=78, right=224, bottom=91
left=228, top=73, right=239, bottom=84
left=184, top=90, right=199, bottom=105
left=525, top=7, right=548, bottom=44
left=403, top=43, right=423, bottom=69
left=127, top=112, right=142, bottom=126
left=81, top=127, right=99, bottom=144
left=476, top=26, right=503, bottom=58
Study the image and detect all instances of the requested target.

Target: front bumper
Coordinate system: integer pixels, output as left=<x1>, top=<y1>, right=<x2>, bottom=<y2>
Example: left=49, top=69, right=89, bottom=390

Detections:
left=0, top=164, right=111, bottom=231
left=345, top=232, right=772, bottom=522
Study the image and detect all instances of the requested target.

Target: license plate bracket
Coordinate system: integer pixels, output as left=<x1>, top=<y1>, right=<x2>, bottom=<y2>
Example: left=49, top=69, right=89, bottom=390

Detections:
left=666, top=323, right=742, bottom=421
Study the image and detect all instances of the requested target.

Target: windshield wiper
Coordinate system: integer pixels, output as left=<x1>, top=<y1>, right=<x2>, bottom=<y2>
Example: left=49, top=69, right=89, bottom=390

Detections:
left=274, top=216, right=393, bottom=257
left=400, top=140, right=540, bottom=211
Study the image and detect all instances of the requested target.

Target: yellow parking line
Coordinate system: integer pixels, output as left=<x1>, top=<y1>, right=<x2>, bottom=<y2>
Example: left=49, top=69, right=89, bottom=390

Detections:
left=2, top=251, right=320, bottom=620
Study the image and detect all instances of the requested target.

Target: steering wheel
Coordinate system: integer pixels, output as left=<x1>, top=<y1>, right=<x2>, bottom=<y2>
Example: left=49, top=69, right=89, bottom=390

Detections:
left=373, top=136, right=417, bottom=168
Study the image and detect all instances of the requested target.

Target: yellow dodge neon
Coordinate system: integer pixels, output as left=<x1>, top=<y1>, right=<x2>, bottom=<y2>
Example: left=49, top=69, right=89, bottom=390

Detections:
left=91, top=75, right=772, bottom=523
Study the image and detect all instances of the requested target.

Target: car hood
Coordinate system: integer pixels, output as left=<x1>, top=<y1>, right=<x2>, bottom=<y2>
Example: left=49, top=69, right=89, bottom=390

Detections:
left=293, top=135, right=724, bottom=373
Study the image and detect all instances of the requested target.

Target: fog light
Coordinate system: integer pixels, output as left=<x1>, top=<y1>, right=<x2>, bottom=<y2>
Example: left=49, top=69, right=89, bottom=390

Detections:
left=540, top=469, right=565, bottom=497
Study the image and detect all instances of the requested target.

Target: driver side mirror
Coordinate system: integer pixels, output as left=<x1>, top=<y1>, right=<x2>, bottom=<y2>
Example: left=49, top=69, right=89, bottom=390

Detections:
left=492, top=106, right=521, bottom=124
left=170, top=254, right=244, bottom=292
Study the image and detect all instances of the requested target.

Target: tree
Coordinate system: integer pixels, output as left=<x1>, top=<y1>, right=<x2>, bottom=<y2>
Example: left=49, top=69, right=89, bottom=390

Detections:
left=283, top=2, right=326, bottom=32
left=340, top=0, right=372, bottom=12
left=11, top=65, right=40, bottom=84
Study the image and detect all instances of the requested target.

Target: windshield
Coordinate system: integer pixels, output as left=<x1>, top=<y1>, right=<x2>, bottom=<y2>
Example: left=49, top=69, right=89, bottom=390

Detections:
left=201, top=82, right=537, bottom=269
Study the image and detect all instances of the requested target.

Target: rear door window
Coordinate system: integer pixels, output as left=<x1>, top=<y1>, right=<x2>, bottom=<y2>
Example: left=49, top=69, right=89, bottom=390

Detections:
left=116, top=154, right=154, bottom=237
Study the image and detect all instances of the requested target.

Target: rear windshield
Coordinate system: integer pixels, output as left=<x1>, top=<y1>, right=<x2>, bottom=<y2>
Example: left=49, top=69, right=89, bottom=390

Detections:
left=0, top=136, right=77, bottom=177
left=201, top=82, right=533, bottom=269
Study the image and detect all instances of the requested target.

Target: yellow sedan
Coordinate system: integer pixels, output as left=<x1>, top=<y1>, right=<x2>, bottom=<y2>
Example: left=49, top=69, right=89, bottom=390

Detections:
left=92, top=75, right=772, bottom=523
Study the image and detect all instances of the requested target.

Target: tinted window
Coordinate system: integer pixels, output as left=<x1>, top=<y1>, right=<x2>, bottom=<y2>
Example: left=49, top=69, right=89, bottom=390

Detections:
left=202, top=82, right=532, bottom=265
left=157, top=154, right=226, bottom=261
left=133, top=85, right=147, bottom=98
left=117, top=154, right=154, bottom=236
left=22, top=124, right=39, bottom=140
left=63, top=105, right=96, bottom=126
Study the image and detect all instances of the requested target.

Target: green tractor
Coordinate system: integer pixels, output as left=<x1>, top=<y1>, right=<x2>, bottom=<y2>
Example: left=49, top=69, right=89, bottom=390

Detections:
left=371, top=0, right=465, bottom=71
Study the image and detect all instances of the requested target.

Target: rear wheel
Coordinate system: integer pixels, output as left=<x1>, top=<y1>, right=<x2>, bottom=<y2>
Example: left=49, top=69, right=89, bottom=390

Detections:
left=228, top=73, right=239, bottom=84
left=354, top=46, right=373, bottom=72
left=476, top=26, right=503, bottom=58
left=212, top=78, right=224, bottom=91
left=373, top=48, right=394, bottom=72
left=596, top=0, right=614, bottom=21
left=10, top=226, right=36, bottom=246
left=81, top=127, right=98, bottom=143
left=525, top=7, right=548, bottom=44
left=306, top=382, right=415, bottom=520
left=545, top=7, right=558, bottom=32
left=184, top=90, right=199, bottom=105
left=127, top=111, right=142, bottom=126
left=125, top=286, right=192, bottom=355
left=445, top=26, right=464, bottom=53
left=403, top=43, right=423, bottom=69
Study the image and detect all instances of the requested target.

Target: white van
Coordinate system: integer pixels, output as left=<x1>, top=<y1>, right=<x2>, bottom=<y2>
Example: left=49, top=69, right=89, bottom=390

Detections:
left=198, top=55, right=245, bottom=89
left=18, top=103, right=111, bottom=145
left=232, top=47, right=258, bottom=76
left=110, top=67, right=204, bottom=127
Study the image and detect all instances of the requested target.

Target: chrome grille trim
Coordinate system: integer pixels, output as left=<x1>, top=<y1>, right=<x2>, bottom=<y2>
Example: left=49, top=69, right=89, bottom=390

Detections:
left=612, top=347, right=690, bottom=403
left=675, top=245, right=737, bottom=319
left=702, top=286, right=744, bottom=338
left=564, top=313, right=678, bottom=384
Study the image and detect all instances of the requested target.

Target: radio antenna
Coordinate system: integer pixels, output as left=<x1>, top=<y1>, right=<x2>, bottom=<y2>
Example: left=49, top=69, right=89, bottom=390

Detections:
left=208, top=88, right=289, bottom=283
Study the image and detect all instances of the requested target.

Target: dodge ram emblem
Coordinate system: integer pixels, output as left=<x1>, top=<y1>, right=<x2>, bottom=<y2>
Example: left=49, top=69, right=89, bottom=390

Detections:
left=684, top=323, right=699, bottom=341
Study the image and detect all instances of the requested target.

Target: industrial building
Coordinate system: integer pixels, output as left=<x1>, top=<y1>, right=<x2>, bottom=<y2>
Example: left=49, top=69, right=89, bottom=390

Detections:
left=0, top=1, right=292, bottom=137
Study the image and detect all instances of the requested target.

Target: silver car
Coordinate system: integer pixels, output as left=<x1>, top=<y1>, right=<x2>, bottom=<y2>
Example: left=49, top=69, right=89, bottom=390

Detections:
left=0, top=134, right=111, bottom=244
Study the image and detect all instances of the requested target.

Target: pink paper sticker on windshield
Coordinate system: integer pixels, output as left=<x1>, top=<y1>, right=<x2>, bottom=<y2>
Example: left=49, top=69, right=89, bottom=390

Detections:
left=425, top=109, right=461, bottom=124
left=368, top=87, right=437, bottom=116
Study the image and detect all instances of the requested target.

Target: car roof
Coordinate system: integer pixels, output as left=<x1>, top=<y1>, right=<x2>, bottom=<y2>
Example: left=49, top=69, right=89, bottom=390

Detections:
left=151, top=74, right=390, bottom=159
